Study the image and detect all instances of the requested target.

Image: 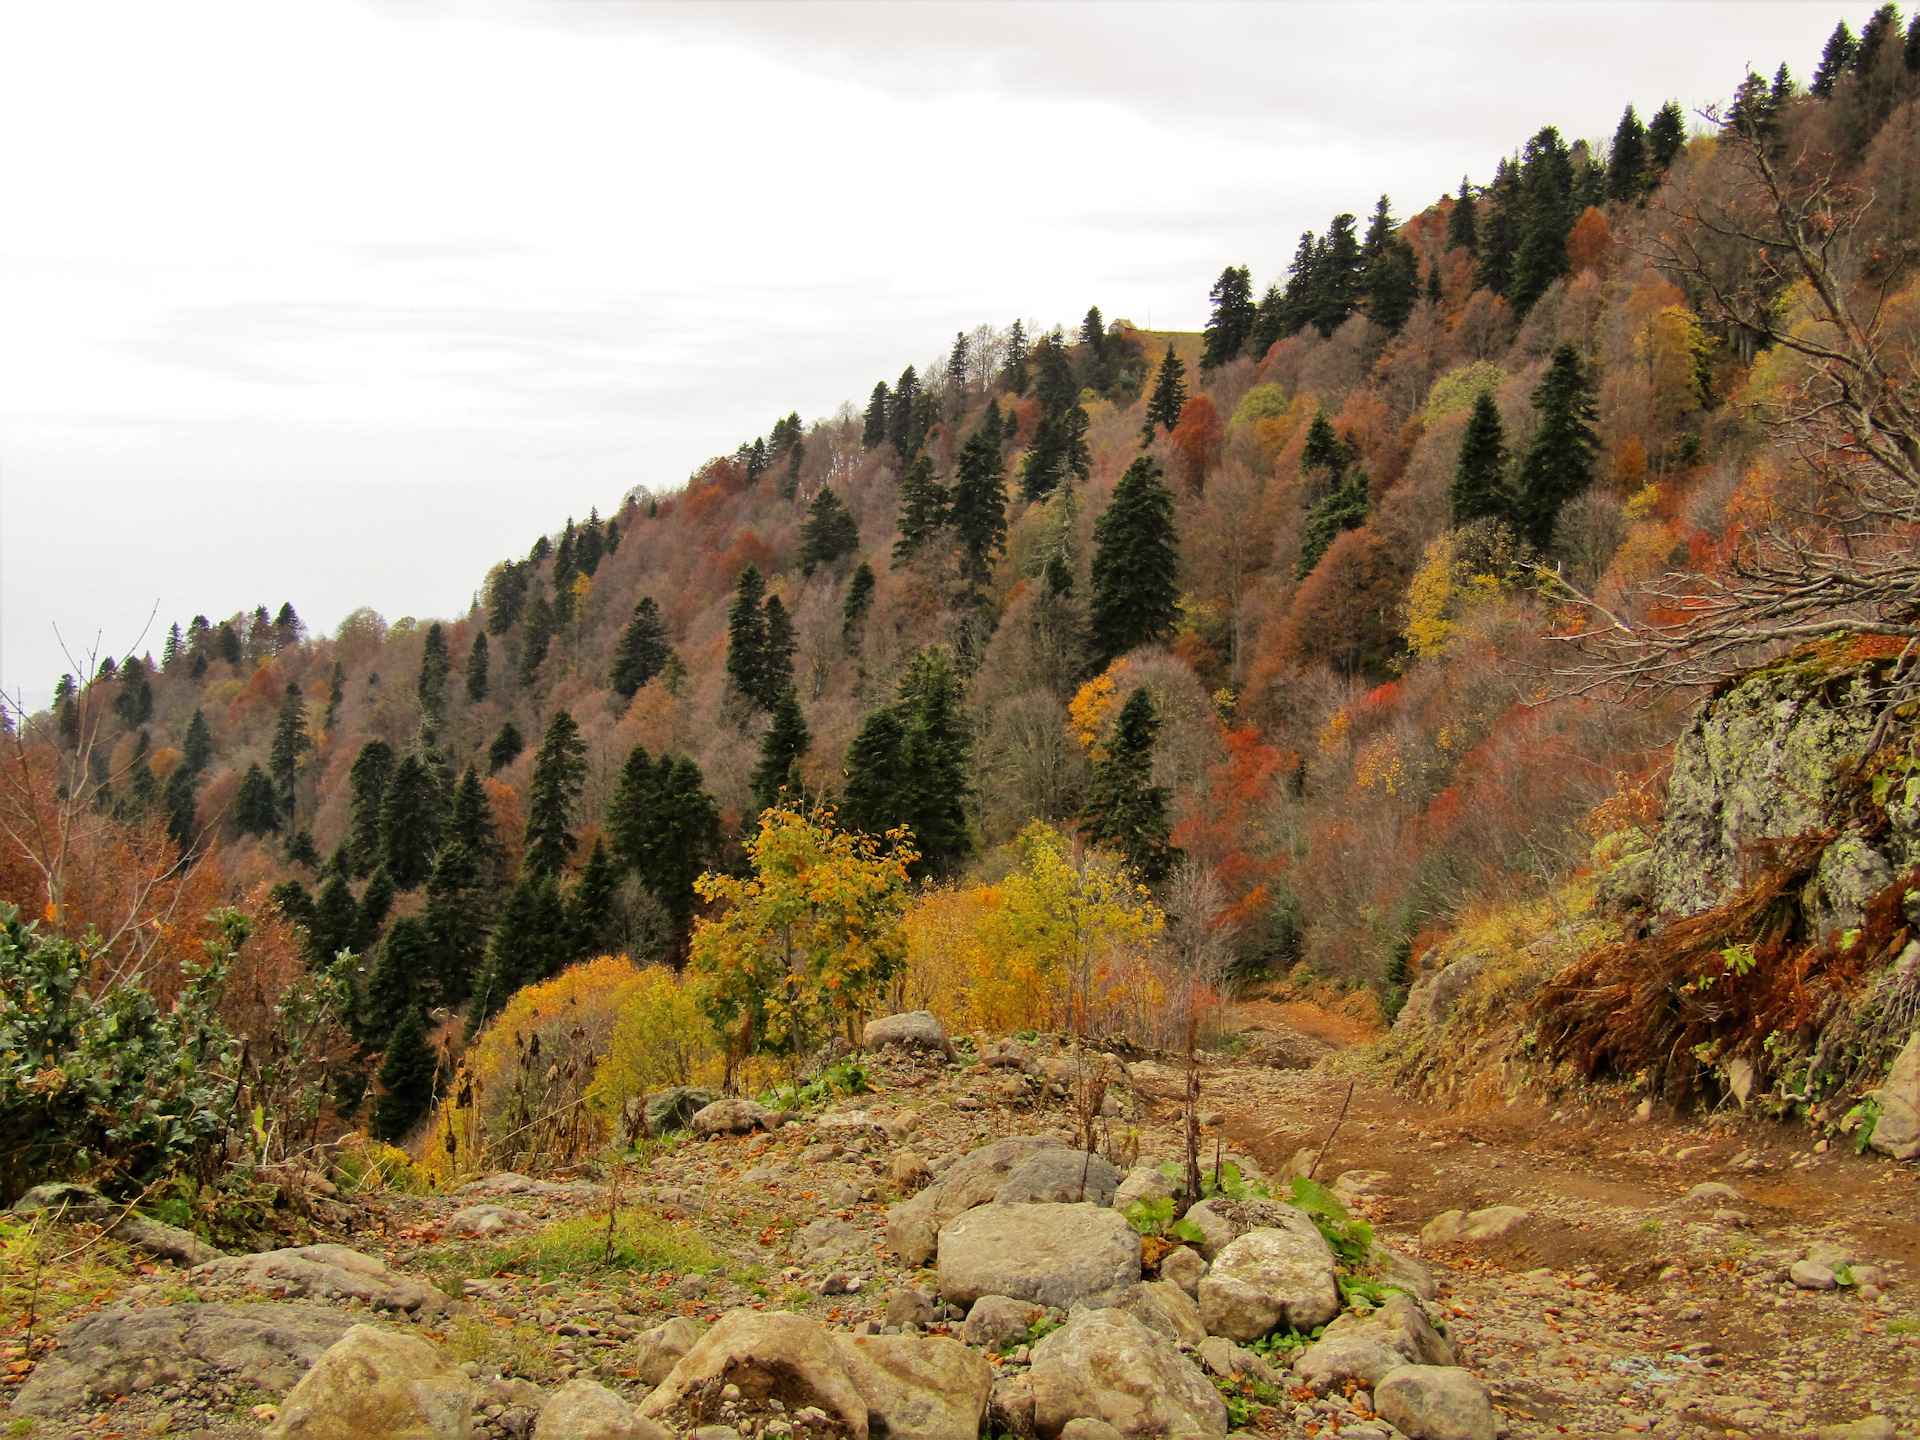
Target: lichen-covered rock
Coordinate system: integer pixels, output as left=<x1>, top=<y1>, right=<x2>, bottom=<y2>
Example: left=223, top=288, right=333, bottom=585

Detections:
left=197, top=1245, right=446, bottom=1313
left=1197, top=1217, right=1340, bottom=1341
left=1112, top=1164, right=1175, bottom=1213
left=691, top=1097, right=774, bottom=1135
left=830, top=1333, right=993, bottom=1440
left=1374, top=1363, right=1496, bottom=1440
left=642, top=1086, right=722, bottom=1138
left=962, top=1294, right=1042, bottom=1352
left=1180, top=1196, right=1304, bottom=1262
left=537, top=1379, right=672, bottom=1440
left=1367, top=1244, right=1437, bottom=1301
left=862, top=1010, right=951, bottom=1054
left=1320, top=1293, right=1454, bottom=1367
left=1159, top=1244, right=1207, bottom=1297
left=1112, top=1278, right=1206, bottom=1344
left=1419, top=1205, right=1529, bottom=1249
left=1028, top=1308, right=1227, bottom=1439
left=641, top=1309, right=868, bottom=1440
left=633, top=1315, right=706, bottom=1386
left=1868, top=1026, right=1920, bottom=1160
left=10, top=1303, right=354, bottom=1415
left=1291, top=1334, right=1405, bottom=1394
left=1397, top=955, right=1485, bottom=1034
left=885, top=1135, right=1072, bottom=1266
left=938, top=1203, right=1140, bottom=1311
left=268, top=1323, right=474, bottom=1440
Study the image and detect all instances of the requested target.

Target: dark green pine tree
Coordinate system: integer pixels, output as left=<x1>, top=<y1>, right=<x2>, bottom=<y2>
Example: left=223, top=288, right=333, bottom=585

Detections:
left=467, top=872, right=566, bottom=1032
left=1300, top=412, right=1351, bottom=483
left=518, top=590, right=555, bottom=686
left=1508, top=126, right=1574, bottom=313
left=423, top=839, right=488, bottom=1006
left=842, top=561, right=876, bottom=640
left=610, top=750, right=721, bottom=934
left=417, top=623, right=451, bottom=721
left=566, top=838, right=620, bottom=961
left=324, top=660, right=345, bottom=728
left=464, top=632, right=489, bottom=704
left=310, top=873, right=359, bottom=965
left=1907, top=10, right=1920, bottom=71
left=862, top=381, right=891, bottom=450
left=355, top=865, right=396, bottom=951
left=577, top=508, right=604, bottom=577
left=112, top=657, right=153, bottom=729
left=487, top=721, right=524, bottom=775
left=725, top=564, right=772, bottom=709
left=1646, top=102, right=1686, bottom=171
left=162, top=623, right=182, bottom=670
left=946, top=331, right=970, bottom=399
left=1080, top=688, right=1179, bottom=884
left=839, top=708, right=908, bottom=839
left=1032, top=335, right=1078, bottom=417
left=272, top=880, right=316, bottom=938
left=605, top=742, right=660, bottom=870
left=1297, top=473, right=1371, bottom=578
left=1606, top=106, right=1648, bottom=203
left=1812, top=20, right=1857, bottom=97
left=764, top=596, right=796, bottom=698
left=523, top=709, right=587, bottom=879
left=1515, top=344, right=1600, bottom=550
left=117, top=733, right=160, bottom=820
left=1089, top=457, right=1180, bottom=665
left=894, top=648, right=972, bottom=877
left=888, top=365, right=922, bottom=458
left=750, top=687, right=811, bottom=814
left=1139, top=345, right=1188, bottom=444
left=948, top=415, right=1008, bottom=589
left=1360, top=199, right=1419, bottom=334
left=1002, top=319, right=1029, bottom=395
left=181, top=709, right=214, bottom=774
left=550, top=520, right=579, bottom=623
left=236, top=763, right=280, bottom=837
left=268, top=681, right=311, bottom=824
left=1200, top=265, right=1256, bottom=370
left=1446, top=177, right=1478, bottom=254
left=892, top=455, right=950, bottom=566
left=1081, top=306, right=1115, bottom=391
left=371, top=1005, right=438, bottom=1143
left=1474, top=158, right=1523, bottom=297
left=1315, top=212, right=1365, bottom=334
left=798, top=487, right=861, bottom=576
left=363, top=913, right=430, bottom=1041
left=447, top=764, right=502, bottom=873
left=487, top=561, right=527, bottom=636
left=609, top=597, right=672, bottom=700
left=1425, top=261, right=1443, bottom=308
left=378, top=753, right=443, bottom=891
left=1450, top=392, right=1512, bottom=526
left=162, top=763, right=199, bottom=856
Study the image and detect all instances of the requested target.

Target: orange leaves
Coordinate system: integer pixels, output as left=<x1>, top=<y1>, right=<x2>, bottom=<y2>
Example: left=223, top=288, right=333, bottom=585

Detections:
left=1170, top=395, right=1223, bottom=492
left=1566, top=206, right=1615, bottom=275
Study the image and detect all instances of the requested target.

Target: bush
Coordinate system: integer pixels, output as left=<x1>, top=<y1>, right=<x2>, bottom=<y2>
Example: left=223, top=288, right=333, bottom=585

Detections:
left=0, top=903, right=237, bottom=1204
left=591, top=965, right=719, bottom=1134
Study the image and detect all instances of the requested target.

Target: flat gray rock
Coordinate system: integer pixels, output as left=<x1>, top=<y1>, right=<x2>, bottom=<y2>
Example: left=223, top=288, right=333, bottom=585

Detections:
left=937, top=1203, right=1140, bottom=1312
left=196, top=1243, right=446, bottom=1313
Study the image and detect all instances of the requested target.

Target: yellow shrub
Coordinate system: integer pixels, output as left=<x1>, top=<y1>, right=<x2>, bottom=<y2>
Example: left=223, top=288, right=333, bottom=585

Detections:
left=591, top=965, right=721, bottom=1129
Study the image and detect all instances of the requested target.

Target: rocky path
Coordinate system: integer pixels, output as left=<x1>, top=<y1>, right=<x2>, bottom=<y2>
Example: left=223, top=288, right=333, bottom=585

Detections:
left=4, top=1009, right=1916, bottom=1440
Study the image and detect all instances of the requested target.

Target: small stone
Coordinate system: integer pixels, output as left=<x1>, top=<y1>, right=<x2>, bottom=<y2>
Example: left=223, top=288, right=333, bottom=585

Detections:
left=1159, top=1244, right=1207, bottom=1298
left=1790, top=1261, right=1838, bottom=1291
left=884, top=1287, right=934, bottom=1330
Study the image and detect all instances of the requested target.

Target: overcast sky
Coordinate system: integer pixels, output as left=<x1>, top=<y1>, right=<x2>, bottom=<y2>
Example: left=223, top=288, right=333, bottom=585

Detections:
left=0, top=0, right=1874, bottom=709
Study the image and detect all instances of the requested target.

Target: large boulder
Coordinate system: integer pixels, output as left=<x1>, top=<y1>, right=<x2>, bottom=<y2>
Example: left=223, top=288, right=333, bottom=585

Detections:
left=7, top=1183, right=219, bottom=1265
left=197, top=1245, right=446, bottom=1313
left=862, top=1010, right=951, bottom=1054
left=268, top=1324, right=474, bottom=1440
left=1111, top=1279, right=1206, bottom=1345
left=537, top=1379, right=672, bottom=1440
left=1868, top=1027, right=1920, bottom=1161
left=1368, top=1244, right=1438, bottom=1301
left=995, top=1148, right=1120, bottom=1208
left=1196, top=1215, right=1340, bottom=1342
left=937, top=1203, right=1140, bottom=1311
left=1181, top=1196, right=1305, bottom=1262
left=10, top=1303, right=355, bottom=1415
left=1028, top=1309, right=1228, bottom=1439
left=644, top=1086, right=723, bottom=1138
left=830, top=1333, right=993, bottom=1440
left=1320, top=1295, right=1454, bottom=1368
left=885, top=1135, right=1073, bottom=1266
left=962, top=1294, right=1043, bottom=1353
left=691, top=1098, right=775, bottom=1136
left=633, top=1315, right=706, bottom=1386
left=1292, top=1334, right=1406, bottom=1394
left=1374, top=1364, right=1496, bottom=1440
left=640, top=1309, right=869, bottom=1440
left=1398, top=955, right=1486, bottom=1034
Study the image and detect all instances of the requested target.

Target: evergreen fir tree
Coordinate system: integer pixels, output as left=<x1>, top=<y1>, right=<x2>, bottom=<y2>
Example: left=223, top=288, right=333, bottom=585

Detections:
left=577, top=509, right=604, bottom=577
left=371, top=1005, right=437, bottom=1143
left=862, top=382, right=891, bottom=449
left=112, top=657, right=153, bottom=729
left=1140, top=345, right=1188, bottom=444
left=117, top=733, right=160, bottom=820
left=1813, top=20, right=1857, bottom=96
left=1450, top=392, right=1512, bottom=526
left=1301, top=412, right=1351, bottom=483
left=652, top=756, right=720, bottom=932
left=725, top=564, right=771, bottom=708
left=1089, top=457, right=1180, bottom=665
left=888, top=365, right=922, bottom=458
left=1474, top=158, right=1522, bottom=297
left=447, top=764, right=501, bottom=872
left=1770, top=64, right=1796, bottom=110
left=1907, top=10, right=1920, bottom=71
left=797, top=487, right=861, bottom=575
left=272, top=879, right=317, bottom=934
left=363, top=913, right=428, bottom=1041
left=949, top=415, right=1008, bottom=589
left=840, top=707, right=907, bottom=839
left=1607, top=106, right=1648, bottom=202
left=324, top=659, right=345, bottom=728
left=1297, top=473, right=1371, bottom=577
left=842, top=562, right=876, bottom=639
left=311, top=873, right=358, bottom=966
left=1081, top=306, right=1114, bottom=391
left=487, top=561, right=527, bottom=635
left=1022, top=401, right=1091, bottom=502
left=550, top=520, right=579, bottom=623
left=605, top=742, right=659, bottom=871
left=181, top=710, right=214, bottom=774
left=1425, top=261, right=1444, bottom=307
left=523, top=709, right=588, bottom=879
left=1515, top=343, right=1600, bottom=550
left=274, top=602, right=302, bottom=649
left=1248, top=283, right=1286, bottom=358
left=1002, top=319, right=1029, bottom=394
left=750, top=687, right=811, bottom=814
left=215, top=623, right=242, bottom=666
left=764, top=597, right=796, bottom=697
left=267, top=681, right=311, bottom=824
left=465, top=632, right=489, bottom=703
left=566, top=838, right=619, bottom=960
left=1200, top=265, right=1256, bottom=370
left=487, top=721, right=524, bottom=775
left=236, top=763, right=280, bottom=837
left=356, top=865, right=396, bottom=950
left=1080, top=688, right=1178, bottom=884
left=517, top=591, right=554, bottom=685
left=1646, top=102, right=1686, bottom=171
left=423, top=839, right=488, bottom=1006
left=416, top=623, right=451, bottom=721
left=285, top=829, right=321, bottom=869
left=162, top=622, right=182, bottom=670
left=778, top=441, right=804, bottom=501
left=892, top=455, right=950, bottom=566
left=1360, top=203, right=1419, bottom=334
left=946, top=330, right=970, bottom=396
left=895, top=648, right=972, bottom=876
left=1508, top=126, right=1575, bottom=312
left=162, top=762, right=198, bottom=856
left=345, top=739, right=394, bottom=877
left=1446, top=176, right=1478, bottom=253
left=466, top=874, right=564, bottom=1032
left=378, top=752, right=443, bottom=891
left=609, top=597, right=672, bottom=699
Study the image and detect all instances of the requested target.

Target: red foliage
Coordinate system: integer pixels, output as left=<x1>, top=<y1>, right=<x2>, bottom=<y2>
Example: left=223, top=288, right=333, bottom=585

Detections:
left=1170, top=395, right=1223, bottom=492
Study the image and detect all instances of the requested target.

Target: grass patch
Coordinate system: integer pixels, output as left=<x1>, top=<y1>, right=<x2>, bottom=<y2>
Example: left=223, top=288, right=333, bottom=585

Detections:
left=476, top=1210, right=719, bottom=1279
left=443, top=1314, right=562, bottom=1381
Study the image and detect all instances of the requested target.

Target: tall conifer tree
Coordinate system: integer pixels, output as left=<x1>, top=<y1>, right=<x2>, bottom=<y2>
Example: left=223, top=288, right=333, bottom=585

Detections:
left=1515, top=344, right=1600, bottom=549
left=949, top=416, right=1008, bottom=589
left=378, top=753, right=443, bottom=891
left=609, top=597, right=672, bottom=699
left=268, top=682, right=311, bottom=824
left=1445, top=177, right=1478, bottom=253
left=1606, top=107, right=1648, bottom=202
left=1140, top=345, right=1188, bottom=444
left=893, top=456, right=950, bottom=566
left=417, top=624, right=451, bottom=721
left=1200, top=266, right=1256, bottom=370
left=1080, top=688, right=1178, bottom=884
left=523, top=709, right=588, bottom=879
left=798, top=487, right=860, bottom=575
left=371, top=1006, right=437, bottom=1143
left=750, top=687, right=811, bottom=814
left=1089, top=457, right=1180, bottom=664
left=726, top=565, right=772, bottom=709
left=465, top=632, right=489, bottom=703
left=1450, top=392, right=1512, bottom=525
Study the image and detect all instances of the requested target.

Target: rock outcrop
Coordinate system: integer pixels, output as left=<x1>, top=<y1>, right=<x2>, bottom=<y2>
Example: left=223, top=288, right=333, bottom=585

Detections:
left=937, top=1202, right=1140, bottom=1311
left=268, top=1324, right=474, bottom=1440
left=1027, top=1309, right=1227, bottom=1439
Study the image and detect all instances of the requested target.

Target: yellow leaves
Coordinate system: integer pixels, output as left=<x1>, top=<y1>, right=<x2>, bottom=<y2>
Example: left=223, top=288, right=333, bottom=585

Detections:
left=571, top=572, right=593, bottom=606
left=1403, top=523, right=1527, bottom=662
left=1424, top=362, right=1506, bottom=424
left=1067, top=669, right=1119, bottom=757
left=1318, top=707, right=1351, bottom=755
left=1623, top=483, right=1661, bottom=521
left=1403, top=532, right=1459, bottom=661
left=1354, top=734, right=1408, bottom=796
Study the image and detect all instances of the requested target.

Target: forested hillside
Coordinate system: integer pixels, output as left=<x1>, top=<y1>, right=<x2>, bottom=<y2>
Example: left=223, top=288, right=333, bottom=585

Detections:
left=5, top=8, right=1918, bottom=1150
